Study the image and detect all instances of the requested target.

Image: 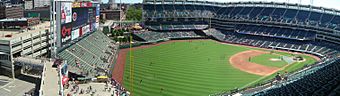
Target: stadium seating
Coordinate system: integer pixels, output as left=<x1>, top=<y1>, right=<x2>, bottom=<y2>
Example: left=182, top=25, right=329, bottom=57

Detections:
left=212, top=30, right=340, bottom=57
left=251, top=58, right=340, bottom=96
left=214, top=6, right=340, bottom=32
left=133, top=31, right=203, bottom=42
left=146, top=21, right=209, bottom=31
left=203, top=28, right=226, bottom=41
left=143, top=4, right=214, bottom=19
left=235, top=25, right=316, bottom=40
left=58, top=31, right=118, bottom=77
left=144, top=2, right=340, bottom=43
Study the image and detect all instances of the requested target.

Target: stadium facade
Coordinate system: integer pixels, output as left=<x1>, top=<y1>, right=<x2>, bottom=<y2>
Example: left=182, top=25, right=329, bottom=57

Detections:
left=143, top=0, right=340, bottom=44
left=141, top=0, right=340, bottom=95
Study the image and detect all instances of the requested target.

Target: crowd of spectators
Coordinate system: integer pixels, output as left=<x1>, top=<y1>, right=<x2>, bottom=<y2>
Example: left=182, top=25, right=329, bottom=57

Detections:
left=134, top=31, right=202, bottom=42
left=147, top=23, right=208, bottom=31
left=204, top=28, right=225, bottom=41
left=252, top=58, right=340, bottom=96
left=235, top=25, right=316, bottom=40
left=213, top=30, right=340, bottom=57
left=65, top=78, right=129, bottom=96
left=144, top=7, right=214, bottom=19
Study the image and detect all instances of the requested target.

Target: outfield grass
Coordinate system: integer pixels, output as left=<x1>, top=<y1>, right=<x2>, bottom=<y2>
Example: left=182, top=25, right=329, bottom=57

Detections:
left=250, top=54, right=287, bottom=68
left=122, top=40, right=317, bottom=96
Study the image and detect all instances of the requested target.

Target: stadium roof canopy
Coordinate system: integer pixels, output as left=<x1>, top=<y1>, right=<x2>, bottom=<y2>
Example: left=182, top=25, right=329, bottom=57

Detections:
left=141, top=0, right=340, bottom=10
left=143, top=0, right=340, bottom=14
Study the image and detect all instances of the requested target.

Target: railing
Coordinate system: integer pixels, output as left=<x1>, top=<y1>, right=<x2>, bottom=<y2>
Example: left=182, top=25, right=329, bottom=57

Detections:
left=58, top=62, right=64, bottom=96
left=38, top=62, right=46, bottom=96
left=109, top=45, right=119, bottom=78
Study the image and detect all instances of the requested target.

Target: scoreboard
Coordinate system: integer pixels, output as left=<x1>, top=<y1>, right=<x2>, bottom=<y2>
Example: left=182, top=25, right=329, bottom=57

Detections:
left=55, top=1, right=100, bottom=49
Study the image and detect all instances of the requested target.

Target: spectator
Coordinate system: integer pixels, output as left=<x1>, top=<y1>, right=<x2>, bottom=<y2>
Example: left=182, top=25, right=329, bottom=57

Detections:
left=283, top=71, right=288, bottom=80
left=275, top=73, right=282, bottom=81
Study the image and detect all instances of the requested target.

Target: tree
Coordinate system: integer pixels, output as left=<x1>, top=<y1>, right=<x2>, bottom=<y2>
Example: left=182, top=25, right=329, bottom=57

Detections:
left=103, top=26, right=110, bottom=35
left=126, top=6, right=142, bottom=21
left=111, top=30, right=116, bottom=37
left=113, top=37, right=118, bottom=41
left=119, top=29, right=124, bottom=36
left=125, top=36, right=129, bottom=43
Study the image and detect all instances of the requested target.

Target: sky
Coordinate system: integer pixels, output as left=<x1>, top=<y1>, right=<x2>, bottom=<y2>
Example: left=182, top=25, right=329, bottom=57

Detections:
left=103, top=0, right=340, bottom=10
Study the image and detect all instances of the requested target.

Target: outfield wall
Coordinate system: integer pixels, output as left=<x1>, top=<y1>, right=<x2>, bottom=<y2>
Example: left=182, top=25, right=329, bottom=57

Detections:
left=119, top=37, right=209, bottom=49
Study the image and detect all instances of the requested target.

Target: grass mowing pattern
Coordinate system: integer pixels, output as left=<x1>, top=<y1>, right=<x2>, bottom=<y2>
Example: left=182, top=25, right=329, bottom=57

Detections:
left=122, top=40, right=317, bottom=95
left=250, top=54, right=287, bottom=68
left=123, top=40, right=260, bottom=96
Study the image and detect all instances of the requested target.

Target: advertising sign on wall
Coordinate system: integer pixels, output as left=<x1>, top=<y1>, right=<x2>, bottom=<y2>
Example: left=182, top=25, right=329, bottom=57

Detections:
left=96, top=4, right=100, bottom=23
left=71, top=29, right=80, bottom=40
left=72, top=2, right=80, bottom=8
left=72, top=2, right=92, bottom=8
left=88, top=8, right=96, bottom=23
left=79, top=26, right=83, bottom=36
left=80, top=2, right=92, bottom=7
left=61, top=2, right=72, bottom=24
left=82, top=25, right=90, bottom=35
left=96, top=4, right=100, bottom=16
left=56, top=1, right=100, bottom=49
left=61, top=23, right=72, bottom=45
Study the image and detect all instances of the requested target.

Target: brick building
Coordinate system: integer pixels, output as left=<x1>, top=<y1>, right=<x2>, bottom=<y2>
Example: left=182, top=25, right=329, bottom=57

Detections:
left=0, top=4, right=24, bottom=19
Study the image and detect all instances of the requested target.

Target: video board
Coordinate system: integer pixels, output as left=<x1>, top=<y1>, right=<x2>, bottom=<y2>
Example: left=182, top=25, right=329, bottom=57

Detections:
left=57, top=1, right=100, bottom=48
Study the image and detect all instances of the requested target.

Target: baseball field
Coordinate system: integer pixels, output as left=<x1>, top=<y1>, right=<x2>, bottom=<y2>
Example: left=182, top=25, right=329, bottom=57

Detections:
left=112, top=40, right=318, bottom=96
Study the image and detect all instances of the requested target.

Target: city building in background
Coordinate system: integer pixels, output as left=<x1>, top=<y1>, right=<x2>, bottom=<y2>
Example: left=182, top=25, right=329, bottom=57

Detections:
left=10, top=0, right=24, bottom=4
left=0, top=17, right=40, bottom=29
left=99, top=1, right=124, bottom=21
left=100, top=9, right=122, bottom=20
left=33, top=0, right=50, bottom=8
left=24, top=0, right=33, bottom=10
left=0, top=4, right=24, bottom=19
left=0, top=21, right=50, bottom=78
left=24, top=7, right=50, bottom=21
